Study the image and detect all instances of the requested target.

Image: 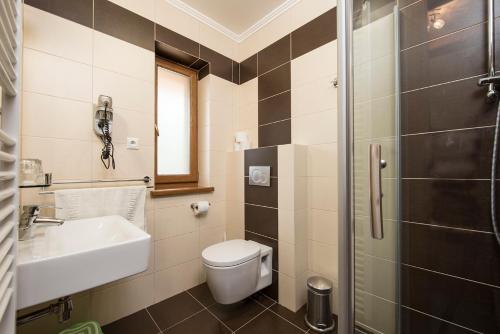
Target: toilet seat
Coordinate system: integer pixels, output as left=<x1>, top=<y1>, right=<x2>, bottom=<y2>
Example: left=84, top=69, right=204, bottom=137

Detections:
left=202, top=239, right=260, bottom=267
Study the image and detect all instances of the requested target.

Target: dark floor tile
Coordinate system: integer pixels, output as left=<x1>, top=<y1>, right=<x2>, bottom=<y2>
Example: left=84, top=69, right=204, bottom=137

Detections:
left=94, top=0, right=154, bottom=51
left=244, top=146, right=278, bottom=177
left=400, top=0, right=486, bottom=50
left=245, top=204, right=278, bottom=239
left=402, top=179, right=496, bottom=232
left=401, top=265, right=500, bottom=333
left=401, top=221, right=500, bottom=287
left=236, top=310, right=303, bottom=334
left=102, top=310, right=159, bottom=334
left=251, top=293, right=276, bottom=308
left=155, top=24, right=199, bottom=57
left=400, top=22, right=486, bottom=92
left=25, top=0, right=93, bottom=28
left=208, top=298, right=265, bottom=331
left=292, top=8, right=337, bottom=59
left=402, top=127, right=495, bottom=179
left=401, top=306, right=478, bottom=334
left=258, top=120, right=291, bottom=147
left=245, top=232, right=278, bottom=271
left=147, top=292, right=203, bottom=331
left=188, top=283, right=216, bottom=308
left=240, top=54, right=257, bottom=84
left=259, top=91, right=291, bottom=125
left=258, top=35, right=291, bottom=75
left=245, top=177, right=278, bottom=208
left=258, top=63, right=290, bottom=100
left=270, top=304, right=308, bottom=331
left=166, top=310, right=231, bottom=334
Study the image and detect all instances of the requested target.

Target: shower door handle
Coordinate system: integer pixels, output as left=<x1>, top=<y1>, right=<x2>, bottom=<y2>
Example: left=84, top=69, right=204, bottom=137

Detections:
left=369, top=144, right=386, bottom=240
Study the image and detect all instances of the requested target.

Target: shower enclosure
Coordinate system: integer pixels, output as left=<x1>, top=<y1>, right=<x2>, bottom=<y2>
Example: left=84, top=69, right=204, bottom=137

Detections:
left=339, top=0, right=500, bottom=333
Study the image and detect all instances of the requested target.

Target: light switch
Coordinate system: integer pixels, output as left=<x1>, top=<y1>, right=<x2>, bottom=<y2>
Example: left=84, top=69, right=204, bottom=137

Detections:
left=127, top=137, right=139, bottom=150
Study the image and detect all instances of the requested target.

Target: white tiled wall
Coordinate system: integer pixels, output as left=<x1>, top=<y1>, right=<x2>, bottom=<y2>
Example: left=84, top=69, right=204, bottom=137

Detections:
left=19, top=3, right=237, bottom=332
left=289, top=40, right=339, bottom=313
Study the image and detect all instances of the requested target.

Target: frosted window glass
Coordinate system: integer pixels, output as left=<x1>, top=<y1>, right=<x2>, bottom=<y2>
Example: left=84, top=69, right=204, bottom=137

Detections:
left=157, top=67, right=191, bottom=175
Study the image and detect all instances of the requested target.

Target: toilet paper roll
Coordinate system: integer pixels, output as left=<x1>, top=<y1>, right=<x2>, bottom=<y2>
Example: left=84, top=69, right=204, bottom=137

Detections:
left=191, top=201, right=210, bottom=216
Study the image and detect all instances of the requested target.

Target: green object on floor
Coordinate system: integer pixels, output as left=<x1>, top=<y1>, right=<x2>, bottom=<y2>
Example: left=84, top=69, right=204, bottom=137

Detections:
left=58, top=321, right=103, bottom=334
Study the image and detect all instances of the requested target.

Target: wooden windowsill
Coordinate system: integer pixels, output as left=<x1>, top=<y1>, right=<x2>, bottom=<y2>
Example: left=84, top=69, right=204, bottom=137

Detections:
left=150, top=186, right=214, bottom=198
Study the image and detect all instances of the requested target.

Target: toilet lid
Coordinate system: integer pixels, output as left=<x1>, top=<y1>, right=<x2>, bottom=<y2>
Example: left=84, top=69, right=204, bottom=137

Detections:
left=202, top=239, right=260, bottom=267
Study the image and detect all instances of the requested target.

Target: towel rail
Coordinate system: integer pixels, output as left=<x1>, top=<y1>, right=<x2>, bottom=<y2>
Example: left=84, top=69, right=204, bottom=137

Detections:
left=38, top=176, right=152, bottom=194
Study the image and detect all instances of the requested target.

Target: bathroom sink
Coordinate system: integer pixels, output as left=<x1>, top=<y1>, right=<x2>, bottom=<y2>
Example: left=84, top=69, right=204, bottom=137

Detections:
left=17, top=215, right=150, bottom=309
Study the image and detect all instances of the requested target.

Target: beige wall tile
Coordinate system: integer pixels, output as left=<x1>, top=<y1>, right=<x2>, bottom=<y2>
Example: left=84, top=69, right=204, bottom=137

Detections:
left=155, top=231, right=200, bottom=270
left=292, top=74, right=337, bottom=117
left=108, top=0, right=155, bottom=21
left=89, top=274, right=154, bottom=325
left=308, top=176, right=337, bottom=211
left=307, top=143, right=337, bottom=178
left=308, top=208, right=338, bottom=245
left=154, top=0, right=200, bottom=43
left=93, top=31, right=155, bottom=83
left=23, top=5, right=93, bottom=64
left=292, top=109, right=337, bottom=145
left=22, top=92, right=93, bottom=141
left=308, top=240, right=338, bottom=282
left=291, top=41, right=337, bottom=88
left=92, top=67, right=154, bottom=113
left=23, top=48, right=92, bottom=102
left=153, top=259, right=202, bottom=302
left=154, top=205, right=199, bottom=240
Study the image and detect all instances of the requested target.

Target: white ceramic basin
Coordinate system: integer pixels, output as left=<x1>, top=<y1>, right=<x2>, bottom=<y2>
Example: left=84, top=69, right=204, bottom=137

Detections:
left=17, top=215, right=150, bottom=309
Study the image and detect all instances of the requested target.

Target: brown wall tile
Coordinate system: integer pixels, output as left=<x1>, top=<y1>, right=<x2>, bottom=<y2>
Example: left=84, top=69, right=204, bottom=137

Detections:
left=245, top=177, right=278, bottom=208
left=156, top=41, right=198, bottom=68
left=261, top=270, right=279, bottom=301
left=245, top=204, right=278, bottom=239
left=200, top=46, right=233, bottom=82
left=232, top=61, right=240, bottom=84
left=402, top=127, right=495, bottom=179
left=258, top=120, right=291, bottom=147
left=291, top=8, right=337, bottom=59
left=94, top=0, right=154, bottom=51
left=401, top=77, right=496, bottom=135
left=258, top=63, right=290, bottom=100
left=244, top=146, right=278, bottom=177
left=258, top=35, right=291, bottom=75
left=240, top=54, right=258, bottom=84
left=198, top=64, right=209, bottom=80
left=25, top=0, right=93, bottom=28
left=402, top=179, right=497, bottom=233
left=258, top=92, right=291, bottom=125
left=155, top=24, right=199, bottom=57
left=401, top=222, right=500, bottom=286
left=401, top=307, right=477, bottom=334
left=400, top=23, right=487, bottom=92
left=401, top=265, right=500, bottom=333
left=400, top=0, right=486, bottom=50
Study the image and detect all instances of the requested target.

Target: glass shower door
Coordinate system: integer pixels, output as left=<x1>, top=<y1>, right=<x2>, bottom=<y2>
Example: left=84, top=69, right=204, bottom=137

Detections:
left=351, top=1, right=400, bottom=333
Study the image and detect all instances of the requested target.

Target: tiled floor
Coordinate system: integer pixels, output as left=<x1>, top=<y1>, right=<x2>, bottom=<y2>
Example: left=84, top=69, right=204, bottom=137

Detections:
left=102, top=283, right=338, bottom=334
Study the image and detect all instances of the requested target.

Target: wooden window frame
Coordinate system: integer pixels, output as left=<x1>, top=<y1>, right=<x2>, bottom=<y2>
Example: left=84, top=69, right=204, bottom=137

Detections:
left=155, top=58, right=198, bottom=187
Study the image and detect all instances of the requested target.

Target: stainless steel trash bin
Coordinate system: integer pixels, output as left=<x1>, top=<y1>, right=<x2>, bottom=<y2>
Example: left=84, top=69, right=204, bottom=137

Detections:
left=305, top=276, right=335, bottom=332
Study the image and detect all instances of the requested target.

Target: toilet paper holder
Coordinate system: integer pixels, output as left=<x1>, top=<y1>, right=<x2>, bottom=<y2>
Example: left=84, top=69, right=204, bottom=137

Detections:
left=190, top=202, right=211, bottom=210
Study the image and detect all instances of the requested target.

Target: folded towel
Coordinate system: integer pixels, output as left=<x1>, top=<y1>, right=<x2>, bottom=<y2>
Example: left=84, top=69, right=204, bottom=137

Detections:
left=54, top=186, right=146, bottom=230
left=59, top=321, right=103, bottom=334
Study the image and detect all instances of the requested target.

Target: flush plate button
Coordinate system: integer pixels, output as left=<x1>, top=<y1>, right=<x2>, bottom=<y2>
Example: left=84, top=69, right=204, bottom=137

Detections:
left=249, top=166, right=271, bottom=187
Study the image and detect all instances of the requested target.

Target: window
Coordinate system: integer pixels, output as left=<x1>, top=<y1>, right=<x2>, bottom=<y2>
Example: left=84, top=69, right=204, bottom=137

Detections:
left=155, top=58, right=198, bottom=187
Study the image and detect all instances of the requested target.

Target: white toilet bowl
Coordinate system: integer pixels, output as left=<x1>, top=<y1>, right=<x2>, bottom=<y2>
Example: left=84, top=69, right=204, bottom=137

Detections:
left=202, top=239, right=272, bottom=304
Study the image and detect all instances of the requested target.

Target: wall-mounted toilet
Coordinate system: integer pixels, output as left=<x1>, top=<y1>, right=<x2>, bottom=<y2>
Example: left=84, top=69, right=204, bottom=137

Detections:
left=202, top=239, right=272, bottom=304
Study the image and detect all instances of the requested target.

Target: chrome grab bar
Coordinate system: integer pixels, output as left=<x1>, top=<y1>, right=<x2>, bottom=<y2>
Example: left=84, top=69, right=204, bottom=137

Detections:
left=369, top=144, right=386, bottom=240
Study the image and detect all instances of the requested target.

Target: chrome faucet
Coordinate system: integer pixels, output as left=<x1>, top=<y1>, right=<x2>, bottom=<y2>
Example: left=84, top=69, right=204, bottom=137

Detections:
left=19, top=205, right=64, bottom=241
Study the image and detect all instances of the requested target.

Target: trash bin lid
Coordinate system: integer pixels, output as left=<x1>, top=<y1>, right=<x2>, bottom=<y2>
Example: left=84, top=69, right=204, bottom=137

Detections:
left=307, top=276, right=333, bottom=294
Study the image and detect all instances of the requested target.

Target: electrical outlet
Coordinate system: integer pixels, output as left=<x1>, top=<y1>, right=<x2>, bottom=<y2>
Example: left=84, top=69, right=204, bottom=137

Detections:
left=127, top=137, right=139, bottom=150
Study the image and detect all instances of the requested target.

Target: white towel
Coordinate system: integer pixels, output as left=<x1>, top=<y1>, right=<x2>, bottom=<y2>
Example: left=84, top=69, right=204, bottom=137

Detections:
left=54, top=186, right=146, bottom=230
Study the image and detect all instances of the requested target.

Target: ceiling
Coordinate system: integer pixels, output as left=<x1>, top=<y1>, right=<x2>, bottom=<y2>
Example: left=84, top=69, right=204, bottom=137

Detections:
left=169, top=0, right=295, bottom=40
